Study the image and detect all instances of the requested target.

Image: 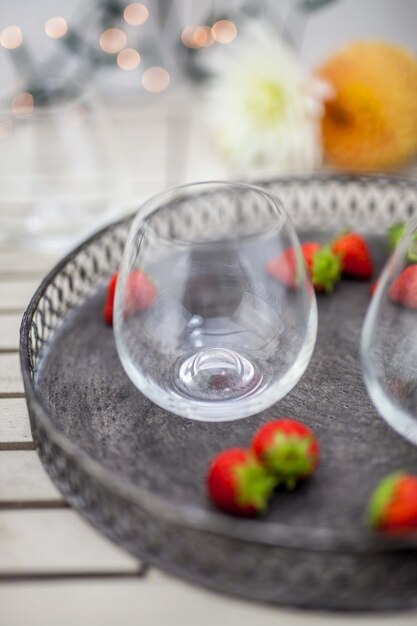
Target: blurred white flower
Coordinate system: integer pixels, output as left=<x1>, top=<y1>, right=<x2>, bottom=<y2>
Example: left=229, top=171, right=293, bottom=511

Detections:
left=206, top=22, right=332, bottom=170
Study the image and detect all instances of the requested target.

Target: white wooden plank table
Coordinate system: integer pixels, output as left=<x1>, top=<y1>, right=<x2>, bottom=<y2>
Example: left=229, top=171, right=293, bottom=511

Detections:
left=1, top=95, right=416, bottom=626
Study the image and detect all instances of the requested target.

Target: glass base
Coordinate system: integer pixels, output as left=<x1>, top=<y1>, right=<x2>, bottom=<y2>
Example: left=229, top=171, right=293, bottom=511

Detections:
left=174, top=348, right=264, bottom=402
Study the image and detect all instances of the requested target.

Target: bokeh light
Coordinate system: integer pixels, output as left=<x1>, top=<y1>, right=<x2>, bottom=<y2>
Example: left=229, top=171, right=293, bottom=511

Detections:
left=141, top=67, right=170, bottom=93
left=45, top=16, right=68, bottom=39
left=212, top=20, right=237, bottom=44
left=181, top=25, right=214, bottom=48
left=117, top=48, right=141, bottom=70
left=11, top=92, right=34, bottom=117
left=99, top=28, right=127, bottom=54
left=193, top=26, right=214, bottom=47
left=0, top=26, right=23, bottom=49
left=181, top=26, right=199, bottom=49
left=124, top=3, right=149, bottom=26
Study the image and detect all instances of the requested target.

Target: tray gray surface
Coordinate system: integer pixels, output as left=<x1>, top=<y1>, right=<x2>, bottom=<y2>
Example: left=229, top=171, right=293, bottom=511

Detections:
left=20, top=175, right=417, bottom=610
left=36, top=236, right=417, bottom=529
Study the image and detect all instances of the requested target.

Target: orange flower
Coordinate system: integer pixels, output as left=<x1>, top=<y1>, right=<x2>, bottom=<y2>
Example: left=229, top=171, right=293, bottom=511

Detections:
left=318, top=41, right=417, bottom=171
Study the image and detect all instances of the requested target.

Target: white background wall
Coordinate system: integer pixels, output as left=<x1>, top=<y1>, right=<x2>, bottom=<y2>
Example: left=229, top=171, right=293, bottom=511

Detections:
left=300, top=0, right=417, bottom=65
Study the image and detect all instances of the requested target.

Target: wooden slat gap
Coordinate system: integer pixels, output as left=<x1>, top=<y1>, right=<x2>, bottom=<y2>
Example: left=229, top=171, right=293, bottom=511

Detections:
left=0, top=392, right=26, bottom=399
left=0, top=500, right=69, bottom=510
left=0, top=348, right=19, bottom=355
left=0, top=565, right=148, bottom=583
left=0, top=442, right=34, bottom=451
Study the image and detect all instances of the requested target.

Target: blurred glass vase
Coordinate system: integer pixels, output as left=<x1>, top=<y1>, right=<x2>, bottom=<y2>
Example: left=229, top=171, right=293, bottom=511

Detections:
left=0, top=83, right=126, bottom=249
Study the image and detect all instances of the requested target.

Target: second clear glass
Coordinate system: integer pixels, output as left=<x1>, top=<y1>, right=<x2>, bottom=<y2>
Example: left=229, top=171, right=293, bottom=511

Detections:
left=362, top=217, right=417, bottom=444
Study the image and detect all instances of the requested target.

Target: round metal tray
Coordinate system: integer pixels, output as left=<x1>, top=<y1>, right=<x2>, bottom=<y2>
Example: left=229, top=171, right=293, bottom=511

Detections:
left=20, top=174, right=417, bottom=610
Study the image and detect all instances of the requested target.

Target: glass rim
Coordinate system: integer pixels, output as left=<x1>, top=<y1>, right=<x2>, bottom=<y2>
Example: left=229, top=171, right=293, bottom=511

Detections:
left=129, top=179, right=292, bottom=247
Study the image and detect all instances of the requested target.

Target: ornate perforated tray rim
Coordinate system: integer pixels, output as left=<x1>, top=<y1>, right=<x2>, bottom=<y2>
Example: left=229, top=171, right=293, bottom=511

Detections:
left=20, top=173, right=417, bottom=555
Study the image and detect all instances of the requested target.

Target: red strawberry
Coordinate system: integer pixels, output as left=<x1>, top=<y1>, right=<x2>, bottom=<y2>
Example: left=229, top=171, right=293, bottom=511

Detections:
left=331, top=232, right=373, bottom=279
left=123, top=270, right=157, bottom=317
left=206, top=448, right=276, bottom=516
left=103, top=273, right=118, bottom=325
left=367, top=472, right=417, bottom=534
left=267, top=242, right=341, bottom=293
left=252, top=419, right=319, bottom=489
left=266, top=246, right=299, bottom=288
left=103, top=270, right=156, bottom=326
left=388, top=265, right=417, bottom=309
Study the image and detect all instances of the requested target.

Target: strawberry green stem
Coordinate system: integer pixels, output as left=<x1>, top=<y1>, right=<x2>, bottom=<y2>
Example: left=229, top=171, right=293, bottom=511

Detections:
left=235, top=460, right=277, bottom=513
left=265, top=432, right=315, bottom=483
left=367, top=471, right=404, bottom=529
left=388, top=224, right=406, bottom=253
left=388, top=223, right=417, bottom=263
left=311, top=246, right=342, bottom=293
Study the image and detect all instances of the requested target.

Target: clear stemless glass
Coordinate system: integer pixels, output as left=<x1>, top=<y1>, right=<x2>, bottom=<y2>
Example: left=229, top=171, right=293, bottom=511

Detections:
left=362, top=217, right=417, bottom=444
left=114, top=181, right=317, bottom=422
left=0, top=82, right=126, bottom=250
